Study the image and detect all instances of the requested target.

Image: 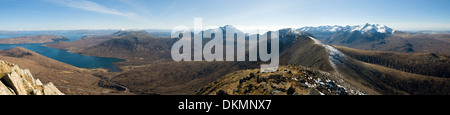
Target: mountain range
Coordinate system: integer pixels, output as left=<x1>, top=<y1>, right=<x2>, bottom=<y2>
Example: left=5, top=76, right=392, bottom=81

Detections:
left=298, top=23, right=395, bottom=34
left=298, top=23, right=450, bottom=55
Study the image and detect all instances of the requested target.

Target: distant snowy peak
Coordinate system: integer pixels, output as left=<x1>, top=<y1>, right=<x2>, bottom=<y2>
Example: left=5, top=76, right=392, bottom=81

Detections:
left=353, top=23, right=394, bottom=34
left=298, top=23, right=394, bottom=34
left=278, top=28, right=312, bottom=37
left=298, top=25, right=343, bottom=32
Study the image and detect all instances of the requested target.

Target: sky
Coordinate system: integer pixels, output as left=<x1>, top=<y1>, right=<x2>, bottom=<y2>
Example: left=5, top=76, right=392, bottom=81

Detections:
left=0, top=0, right=449, bottom=31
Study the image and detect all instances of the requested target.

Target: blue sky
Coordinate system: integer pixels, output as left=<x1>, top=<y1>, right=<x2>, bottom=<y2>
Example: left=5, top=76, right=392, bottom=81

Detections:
left=0, top=0, right=449, bottom=31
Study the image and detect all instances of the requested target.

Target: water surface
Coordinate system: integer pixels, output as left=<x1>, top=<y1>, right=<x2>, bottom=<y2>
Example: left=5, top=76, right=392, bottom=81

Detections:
left=0, top=34, right=123, bottom=72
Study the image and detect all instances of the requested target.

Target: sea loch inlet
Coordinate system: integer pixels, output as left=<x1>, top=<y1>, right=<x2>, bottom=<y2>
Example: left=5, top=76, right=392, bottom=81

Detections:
left=0, top=34, right=124, bottom=72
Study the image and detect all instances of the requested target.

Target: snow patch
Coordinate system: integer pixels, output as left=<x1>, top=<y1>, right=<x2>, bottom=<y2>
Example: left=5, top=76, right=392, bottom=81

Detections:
left=318, top=91, right=325, bottom=95
left=325, top=45, right=345, bottom=72
left=310, top=36, right=323, bottom=45
left=309, top=37, right=345, bottom=73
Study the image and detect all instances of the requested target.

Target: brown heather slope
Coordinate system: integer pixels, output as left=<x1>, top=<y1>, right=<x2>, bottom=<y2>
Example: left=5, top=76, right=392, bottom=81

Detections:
left=335, top=45, right=450, bottom=78
left=279, top=35, right=335, bottom=72
left=0, top=35, right=68, bottom=44
left=0, top=47, right=133, bottom=95
left=362, top=62, right=449, bottom=95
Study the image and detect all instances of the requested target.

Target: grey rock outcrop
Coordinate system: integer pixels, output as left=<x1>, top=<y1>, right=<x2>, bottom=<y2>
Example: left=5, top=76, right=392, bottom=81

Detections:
left=0, top=60, right=64, bottom=95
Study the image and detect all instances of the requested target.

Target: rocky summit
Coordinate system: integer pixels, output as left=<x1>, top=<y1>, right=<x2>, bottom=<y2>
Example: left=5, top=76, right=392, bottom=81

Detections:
left=196, top=65, right=365, bottom=95
left=0, top=60, right=64, bottom=95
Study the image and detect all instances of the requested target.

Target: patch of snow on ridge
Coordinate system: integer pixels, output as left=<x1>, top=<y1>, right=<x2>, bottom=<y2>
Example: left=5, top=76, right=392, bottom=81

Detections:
left=325, top=45, right=346, bottom=71
left=310, top=36, right=323, bottom=45
left=308, top=37, right=345, bottom=72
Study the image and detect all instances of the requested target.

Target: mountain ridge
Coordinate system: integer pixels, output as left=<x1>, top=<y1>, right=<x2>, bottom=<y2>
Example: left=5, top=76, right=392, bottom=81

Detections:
left=298, top=23, right=395, bottom=34
left=297, top=23, right=450, bottom=55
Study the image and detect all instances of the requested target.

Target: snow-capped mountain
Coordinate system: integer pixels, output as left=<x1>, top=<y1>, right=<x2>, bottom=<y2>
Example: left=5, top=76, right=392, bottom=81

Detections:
left=298, top=23, right=394, bottom=34
left=277, top=28, right=313, bottom=39
left=296, top=23, right=397, bottom=52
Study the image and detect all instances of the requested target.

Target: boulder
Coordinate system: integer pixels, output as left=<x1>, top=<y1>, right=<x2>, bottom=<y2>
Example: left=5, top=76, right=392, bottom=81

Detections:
left=0, top=81, right=15, bottom=95
left=32, top=89, right=43, bottom=95
left=20, top=69, right=35, bottom=85
left=0, top=60, right=64, bottom=95
left=43, top=82, right=64, bottom=95
left=2, top=71, right=28, bottom=95
left=35, top=79, right=43, bottom=86
left=0, top=61, right=13, bottom=79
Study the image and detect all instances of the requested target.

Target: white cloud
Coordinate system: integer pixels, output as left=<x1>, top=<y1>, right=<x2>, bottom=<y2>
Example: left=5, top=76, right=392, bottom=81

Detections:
left=45, top=0, right=150, bottom=22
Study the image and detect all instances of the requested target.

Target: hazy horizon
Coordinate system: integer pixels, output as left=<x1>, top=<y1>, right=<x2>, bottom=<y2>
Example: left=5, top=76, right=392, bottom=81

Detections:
left=1, top=0, right=449, bottom=31
left=1, top=24, right=450, bottom=32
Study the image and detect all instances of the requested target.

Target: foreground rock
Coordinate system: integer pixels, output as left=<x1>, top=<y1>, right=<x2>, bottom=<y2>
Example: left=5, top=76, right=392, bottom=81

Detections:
left=0, top=60, right=64, bottom=95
